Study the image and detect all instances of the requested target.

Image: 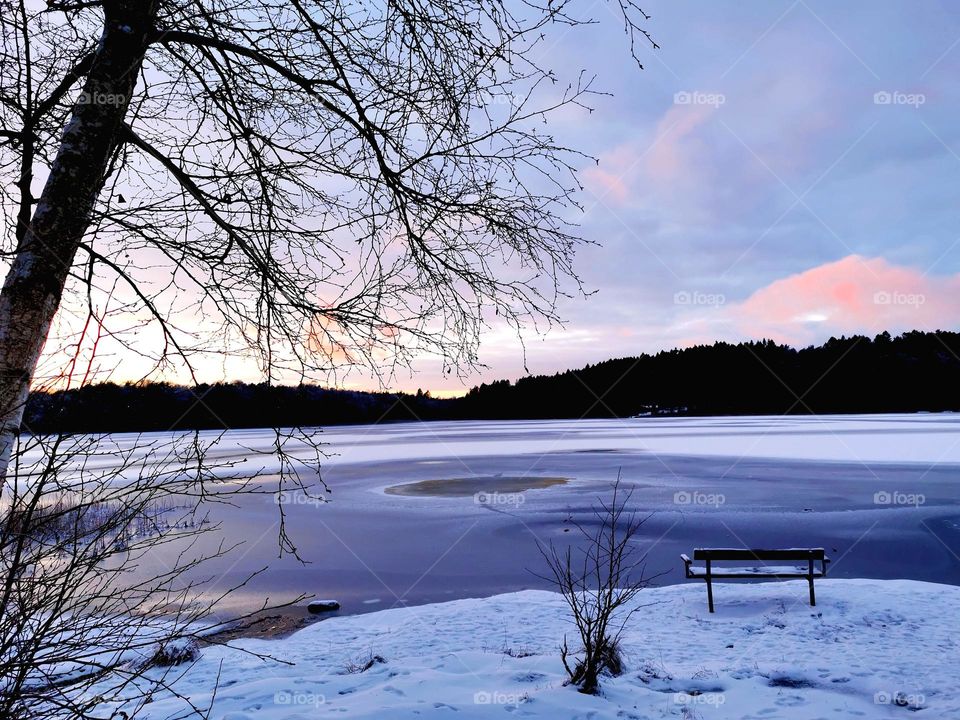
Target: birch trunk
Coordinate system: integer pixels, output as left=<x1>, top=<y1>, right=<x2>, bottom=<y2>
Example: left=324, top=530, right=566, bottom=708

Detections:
left=0, top=1, right=157, bottom=484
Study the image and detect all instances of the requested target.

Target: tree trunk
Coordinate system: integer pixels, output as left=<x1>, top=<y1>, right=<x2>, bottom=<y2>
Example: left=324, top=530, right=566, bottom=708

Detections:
left=0, top=1, right=157, bottom=483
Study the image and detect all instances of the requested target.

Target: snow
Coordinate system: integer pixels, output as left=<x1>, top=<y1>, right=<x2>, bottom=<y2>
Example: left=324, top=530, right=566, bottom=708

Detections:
left=26, top=413, right=960, bottom=486
left=685, top=564, right=821, bottom=577
left=113, top=579, right=958, bottom=719
left=317, top=413, right=960, bottom=465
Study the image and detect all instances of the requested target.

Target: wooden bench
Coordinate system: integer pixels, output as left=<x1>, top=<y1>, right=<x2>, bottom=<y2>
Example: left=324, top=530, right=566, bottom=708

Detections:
left=680, top=548, right=830, bottom=613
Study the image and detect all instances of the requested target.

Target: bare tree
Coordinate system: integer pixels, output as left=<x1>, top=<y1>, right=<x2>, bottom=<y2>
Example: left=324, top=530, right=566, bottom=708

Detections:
left=0, top=0, right=657, bottom=475
left=0, top=431, right=324, bottom=719
left=0, top=0, right=657, bottom=716
left=536, top=478, right=656, bottom=694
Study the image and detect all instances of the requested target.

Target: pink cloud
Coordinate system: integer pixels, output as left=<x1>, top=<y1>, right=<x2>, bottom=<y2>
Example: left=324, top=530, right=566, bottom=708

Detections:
left=583, top=104, right=716, bottom=208
left=583, top=164, right=630, bottom=204
left=731, top=255, right=960, bottom=344
left=645, top=103, right=715, bottom=182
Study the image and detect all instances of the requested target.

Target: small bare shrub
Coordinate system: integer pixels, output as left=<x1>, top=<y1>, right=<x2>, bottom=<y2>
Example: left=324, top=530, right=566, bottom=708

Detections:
left=536, top=476, right=656, bottom=694
left=343, top=652, right=386, bottom=674
left=144, top=639, right=200, bottom=668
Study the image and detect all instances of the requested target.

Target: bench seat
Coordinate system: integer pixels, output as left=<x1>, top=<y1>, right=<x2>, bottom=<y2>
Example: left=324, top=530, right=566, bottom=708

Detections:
left=685, top=564, right=826, bottom=578
left=681, top=547, right=830, bottom=613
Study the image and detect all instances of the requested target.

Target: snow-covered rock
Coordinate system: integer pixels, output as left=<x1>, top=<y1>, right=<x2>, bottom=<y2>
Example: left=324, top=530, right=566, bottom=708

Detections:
left=307, top=599, right=341, bottom=613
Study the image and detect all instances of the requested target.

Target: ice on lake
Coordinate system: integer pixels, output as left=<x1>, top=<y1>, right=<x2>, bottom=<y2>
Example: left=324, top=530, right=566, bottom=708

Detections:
left=71, top=414, right=960, bottom=613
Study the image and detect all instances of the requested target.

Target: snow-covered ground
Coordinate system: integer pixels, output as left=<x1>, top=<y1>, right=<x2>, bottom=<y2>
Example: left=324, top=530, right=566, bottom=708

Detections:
left=118, top=579, right=957, bottom=719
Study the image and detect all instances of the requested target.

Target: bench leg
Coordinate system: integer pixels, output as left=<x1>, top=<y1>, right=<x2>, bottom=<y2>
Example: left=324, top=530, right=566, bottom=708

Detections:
left=808, top=559, right=816, bottom=606
left=706, top=578, right=715, bottom=613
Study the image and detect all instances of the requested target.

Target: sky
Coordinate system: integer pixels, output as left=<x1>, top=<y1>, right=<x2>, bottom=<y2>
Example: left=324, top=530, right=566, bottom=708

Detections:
left=383, top=0, right=960, bottom=397
left=30, top=1, right=960, bottom=397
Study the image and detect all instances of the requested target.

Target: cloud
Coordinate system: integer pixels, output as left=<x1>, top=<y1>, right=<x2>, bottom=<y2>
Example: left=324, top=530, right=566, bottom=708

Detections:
left=583, top=163, right=631, bottom=204
left=391, top=255, right=960, bottom=393
left=582, top=103, right=718, bottom=210
left=720, top=255, right=960, bottom=345
left=644, top=103, right=717, bottom=185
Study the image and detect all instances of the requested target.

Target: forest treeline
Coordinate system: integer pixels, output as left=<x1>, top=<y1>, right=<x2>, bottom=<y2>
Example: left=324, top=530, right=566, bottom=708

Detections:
left=24, top=331, right=960, bottom=433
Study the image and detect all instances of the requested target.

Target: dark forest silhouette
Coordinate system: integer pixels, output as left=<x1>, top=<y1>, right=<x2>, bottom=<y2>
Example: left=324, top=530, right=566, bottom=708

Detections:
left=25, top=330, right=960, bottom=433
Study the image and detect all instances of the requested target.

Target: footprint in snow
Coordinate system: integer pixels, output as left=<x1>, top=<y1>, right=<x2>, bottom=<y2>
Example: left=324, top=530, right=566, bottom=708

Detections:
left=503, top=704, right=532, bottom=714
left=862, top=611, right=906, bottom=627
left=512, top=672, right=546, bottom=682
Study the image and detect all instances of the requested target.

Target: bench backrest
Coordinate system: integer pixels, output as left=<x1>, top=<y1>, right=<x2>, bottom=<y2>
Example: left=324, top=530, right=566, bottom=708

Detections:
left=694, top=548, right=825, bottom=561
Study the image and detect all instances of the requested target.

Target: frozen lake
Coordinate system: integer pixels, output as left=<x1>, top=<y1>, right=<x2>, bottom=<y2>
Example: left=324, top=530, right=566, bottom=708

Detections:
left=129, top=414, right=960, bottom=615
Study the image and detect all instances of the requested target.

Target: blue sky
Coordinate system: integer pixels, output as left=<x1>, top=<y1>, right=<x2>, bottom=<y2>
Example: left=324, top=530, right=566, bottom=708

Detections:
left=42, top=2, right=956, bottom=395
left=390, top=1, right=960, bottom=396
